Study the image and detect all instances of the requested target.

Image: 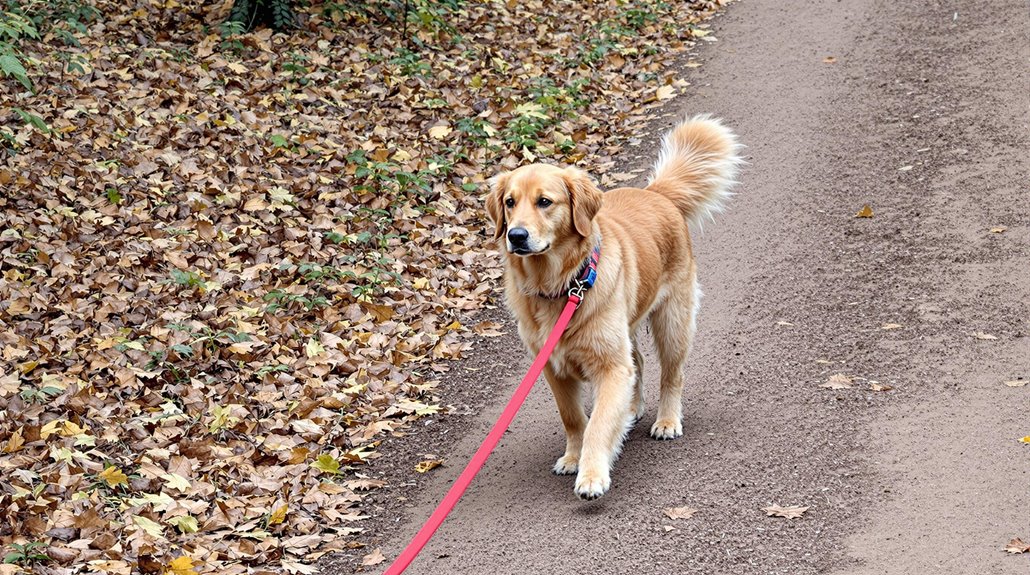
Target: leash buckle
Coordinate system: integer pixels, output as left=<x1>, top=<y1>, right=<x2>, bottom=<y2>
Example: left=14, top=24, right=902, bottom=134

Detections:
left=567, top=280, right=587, bottom=306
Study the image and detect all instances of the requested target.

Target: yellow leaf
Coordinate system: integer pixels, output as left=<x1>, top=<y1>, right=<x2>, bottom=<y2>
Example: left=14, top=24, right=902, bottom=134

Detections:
left=166, top=555, right=196, bottom=575
left=304, top=338, right=325, bottom=358
left=444, top=320, right=462, bottom=331
left=133, top=515, right=164, bottom=538
left=311, top=453, right=341, bottom=475
left=3, top=427, right=25, bottom=453
left=655, top=85, right=675, bottom=100
left=161, top=473, right=191, bottom=493
left=1019, top=436, right=1030, bottom=444
left=40, top=419, right=65, bottom=440
left=168, top=515, right=198, bottom=534
left=414, top=459, right=443, bottom=473
left=428, top=125, right=452, bottom=139
left=855, top=204, right=874, bottom=218
left=268, top=504, right=288, bottom=525
left=99, top=465, right=129, bottom=488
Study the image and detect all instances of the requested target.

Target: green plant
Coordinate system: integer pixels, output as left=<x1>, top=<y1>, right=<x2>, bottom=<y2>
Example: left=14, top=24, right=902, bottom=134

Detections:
left=104, top=187, right=121, bottom=205
left=19, top=382, right=62, bottom=403
left=170, top=269, right=203, bottom=289
left=389, top=47, right=430, bottom=78
left=3, top=541, right=50, bottom=565
left=0, top=0, right=101, bottom=90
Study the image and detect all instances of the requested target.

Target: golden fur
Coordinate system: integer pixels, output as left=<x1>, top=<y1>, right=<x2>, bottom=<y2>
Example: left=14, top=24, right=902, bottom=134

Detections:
left=486, top=115, right=741, bottom=500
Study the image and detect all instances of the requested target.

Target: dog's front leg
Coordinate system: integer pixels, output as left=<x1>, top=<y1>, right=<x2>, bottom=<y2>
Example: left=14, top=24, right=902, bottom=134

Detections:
left=574, top=349, right=634, bottom=500
left=544, top=365, right=585, bottom=475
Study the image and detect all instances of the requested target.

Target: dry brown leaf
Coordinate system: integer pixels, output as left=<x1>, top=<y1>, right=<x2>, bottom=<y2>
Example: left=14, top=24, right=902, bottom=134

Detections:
left=881, top=323, right=903, bottom=330
left=989, top=226, right=1007, bottom=233
left=762, top=504, right=809, bottom=519
left=823, top=56, right=837, bottom=63
left=415, top=459, right=444, bottom=473
left=819, top=373, right=853, bottom=390
left=663, top=506, right=699, bottom=520
left=656, top=85, right=676, bottom=100
left=361, top=548, right=387, bottom=566
left=869, top=383, right=893, bottom=392
left=972, top=331, right=998, bottom=340
left=1005, top=538, right=1030, bottom=554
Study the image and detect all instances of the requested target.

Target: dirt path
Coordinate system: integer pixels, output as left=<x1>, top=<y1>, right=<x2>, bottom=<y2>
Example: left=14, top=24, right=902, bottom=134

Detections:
left=335, top=0, right=1030, bottom=573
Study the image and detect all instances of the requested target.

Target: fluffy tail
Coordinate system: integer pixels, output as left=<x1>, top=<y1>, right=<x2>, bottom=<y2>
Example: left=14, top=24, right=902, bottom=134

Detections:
left=646, top=114, right=742, bottom=225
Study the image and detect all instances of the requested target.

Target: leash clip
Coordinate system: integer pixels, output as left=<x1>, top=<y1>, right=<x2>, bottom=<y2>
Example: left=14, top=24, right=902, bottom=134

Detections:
left=567, top=280, right=587, bottom=306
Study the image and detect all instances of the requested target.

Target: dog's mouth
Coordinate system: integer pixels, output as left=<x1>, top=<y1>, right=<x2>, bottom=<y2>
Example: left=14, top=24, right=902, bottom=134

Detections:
left=509, top=244, right=550, bottom=256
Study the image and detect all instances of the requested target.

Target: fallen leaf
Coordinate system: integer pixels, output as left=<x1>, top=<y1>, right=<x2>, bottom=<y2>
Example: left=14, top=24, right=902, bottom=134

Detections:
left=361, top=548, right=386, bottom=566
left=166, top=556, right=197, bottom=575
left=775, top=321, right=794, bottom=327
left=414, top=459, right=444, bottom=473
left=819, top=373, right=853, bottom=390
left=1003, top=380, right=1027, bottom=388
left=869, top=383, right=893, bottom=392
left=822, top=56, right=837, bottom=63
left=990, top=226, right=1007, bottom=233
left=311, top=454, right=342, bottom=475
left=855, top=204, right=874, bottom=218
left=762, top=504, right=809, bottom=519
left=428, top=125, right=452, bottom=139
left=972, top=331, right=998, bottom=340
left=99, top=466, right=130, bottom=488
left=881, top=323, right=903, bottom=330
left=1019, top=436, right=1030, bottom=445
left=268, top=504, right=288, bottom=525
left=1005, top=538, right=1030, bottom=554
left=655, top=85, right=676, bottom=100
left=133, top=515, right=164, bottom=538
left=898, top=165, right=913, bottom=171
left=663, top=506, right=699, bottom=520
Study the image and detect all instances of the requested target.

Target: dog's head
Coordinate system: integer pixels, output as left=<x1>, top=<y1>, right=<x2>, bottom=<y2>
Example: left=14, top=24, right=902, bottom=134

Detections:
left=486, top=164, right=602, bottom=256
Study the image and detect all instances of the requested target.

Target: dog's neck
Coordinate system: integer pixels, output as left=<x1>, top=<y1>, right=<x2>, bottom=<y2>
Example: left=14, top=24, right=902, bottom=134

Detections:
left=506, top=232, right=599, bottom=299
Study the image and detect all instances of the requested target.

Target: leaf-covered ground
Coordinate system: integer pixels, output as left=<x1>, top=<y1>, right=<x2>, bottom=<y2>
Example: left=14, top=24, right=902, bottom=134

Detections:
left=0, top=0, right=727, bottom=572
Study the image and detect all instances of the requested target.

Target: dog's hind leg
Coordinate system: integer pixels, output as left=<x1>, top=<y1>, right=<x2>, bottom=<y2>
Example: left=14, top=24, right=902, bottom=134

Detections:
left=649, top=267, right=700, bottom=440
left=545, top=365, right=587, bottom=476
left=631, top=339, right=646, bottom=423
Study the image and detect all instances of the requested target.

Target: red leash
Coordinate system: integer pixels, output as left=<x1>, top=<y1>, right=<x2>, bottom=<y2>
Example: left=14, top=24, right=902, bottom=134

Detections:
left=381, top=293, right=583, bottom=575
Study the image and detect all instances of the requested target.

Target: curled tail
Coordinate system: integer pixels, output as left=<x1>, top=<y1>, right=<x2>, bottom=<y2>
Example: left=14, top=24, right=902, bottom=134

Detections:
left=646, top=114, right=742, bottom=225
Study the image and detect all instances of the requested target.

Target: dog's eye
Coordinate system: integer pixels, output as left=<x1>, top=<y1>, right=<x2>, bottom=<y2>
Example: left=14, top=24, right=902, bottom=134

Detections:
left=537, top=197, right=553, bottom=208
left=505, top=197, right=515, bottom=208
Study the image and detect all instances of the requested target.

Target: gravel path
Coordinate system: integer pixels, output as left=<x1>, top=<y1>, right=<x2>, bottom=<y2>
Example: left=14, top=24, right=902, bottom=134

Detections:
left=331, top=0, right=1030, bottom=573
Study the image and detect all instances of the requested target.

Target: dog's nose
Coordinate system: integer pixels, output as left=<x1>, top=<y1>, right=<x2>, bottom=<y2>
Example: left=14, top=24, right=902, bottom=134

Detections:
left=507, top=227, right=530, bottom=246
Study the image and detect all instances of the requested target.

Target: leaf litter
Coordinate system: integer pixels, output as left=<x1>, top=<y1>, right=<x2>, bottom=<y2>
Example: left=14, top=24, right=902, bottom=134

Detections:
left=0, top=0, right=733, bottom=572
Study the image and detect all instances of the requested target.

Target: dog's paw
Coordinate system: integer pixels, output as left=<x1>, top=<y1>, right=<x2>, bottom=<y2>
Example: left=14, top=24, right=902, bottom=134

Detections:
left=574, top=470, right=611, bottom=500
left=650, top=418, right=683, bottom=440
left=552, top=455, right=578, bottom=476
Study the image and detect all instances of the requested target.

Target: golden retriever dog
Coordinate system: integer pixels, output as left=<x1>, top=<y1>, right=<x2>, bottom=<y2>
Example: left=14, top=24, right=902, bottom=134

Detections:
left=486, top=115, right=741, bottom=500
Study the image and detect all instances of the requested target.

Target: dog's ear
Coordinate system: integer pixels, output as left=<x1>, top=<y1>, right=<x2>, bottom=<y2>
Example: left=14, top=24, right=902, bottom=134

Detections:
left=563, top=167, right=603, bottom=237
left=485, top=173, right=509, bottom=240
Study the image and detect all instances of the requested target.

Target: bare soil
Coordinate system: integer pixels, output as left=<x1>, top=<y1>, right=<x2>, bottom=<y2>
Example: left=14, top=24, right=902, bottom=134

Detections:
left=325, top=0, right=1030, bottom=572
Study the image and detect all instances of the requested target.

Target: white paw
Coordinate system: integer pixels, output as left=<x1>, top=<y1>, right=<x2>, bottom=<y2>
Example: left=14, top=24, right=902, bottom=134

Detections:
left=650, top=418, right=683, bottom=440
left=574, top=470, right=611, bottom=500
left=553, top=454, right=578, bottom=475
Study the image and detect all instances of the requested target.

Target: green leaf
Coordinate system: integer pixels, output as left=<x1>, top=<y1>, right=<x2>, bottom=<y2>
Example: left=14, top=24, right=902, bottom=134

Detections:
left=311, top=453, right=341, bottom=475
left=0, top=53, right=31, bottom=90
left=168, top=515, right=199, bottom=534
